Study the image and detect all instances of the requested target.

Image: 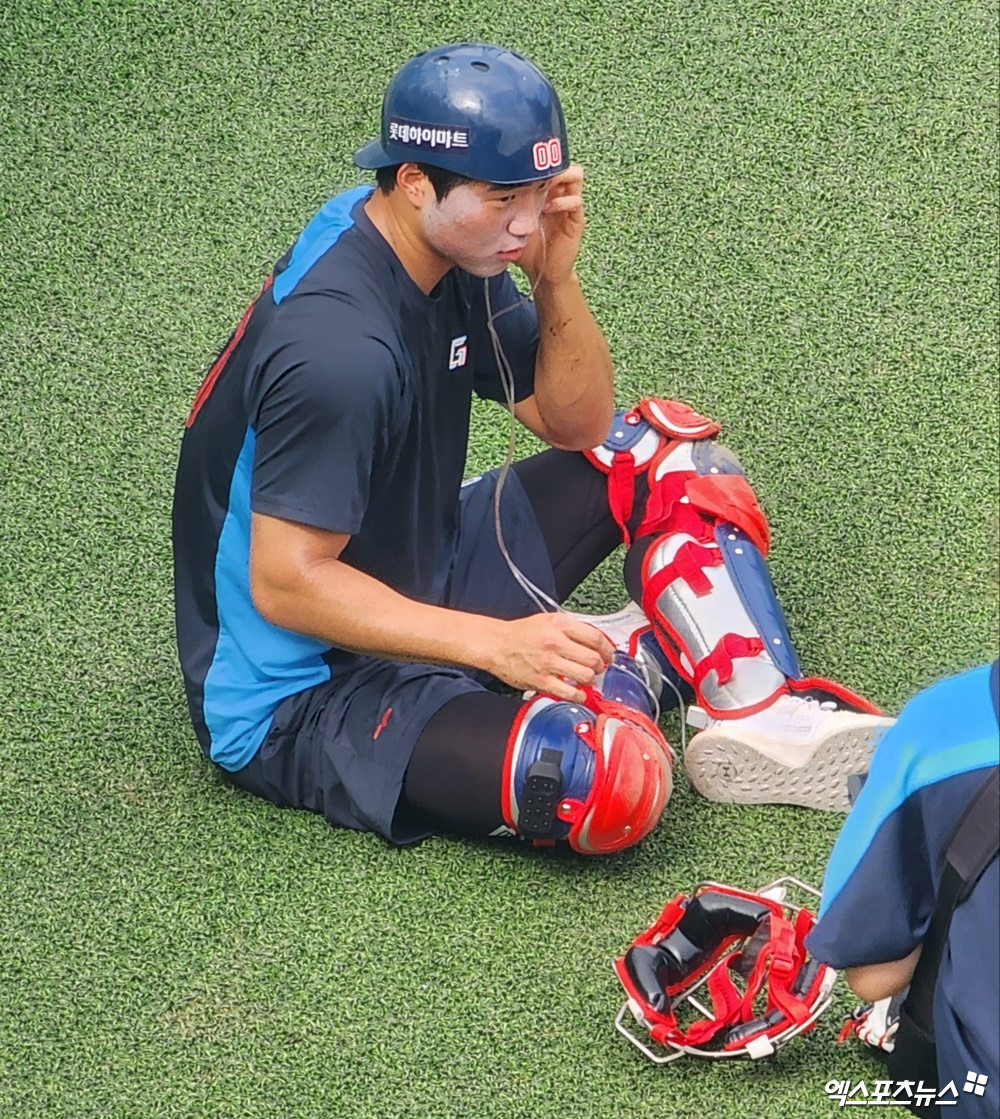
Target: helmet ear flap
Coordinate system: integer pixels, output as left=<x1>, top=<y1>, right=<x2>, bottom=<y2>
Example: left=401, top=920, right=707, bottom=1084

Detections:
left=354, top=42, right=570, bottom=186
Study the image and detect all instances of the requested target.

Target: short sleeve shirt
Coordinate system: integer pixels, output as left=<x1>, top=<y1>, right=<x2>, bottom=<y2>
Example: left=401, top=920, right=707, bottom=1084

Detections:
left=172, top=186, right=540, bottom=769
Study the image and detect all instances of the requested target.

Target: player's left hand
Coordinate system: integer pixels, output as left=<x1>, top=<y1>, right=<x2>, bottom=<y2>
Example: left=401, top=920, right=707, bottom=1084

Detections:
left=518, top=164, right=586, bottom=288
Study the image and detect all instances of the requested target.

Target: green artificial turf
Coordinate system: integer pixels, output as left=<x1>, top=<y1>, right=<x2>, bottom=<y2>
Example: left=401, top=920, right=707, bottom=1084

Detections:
left=0, top=1, right=997, bottom=1116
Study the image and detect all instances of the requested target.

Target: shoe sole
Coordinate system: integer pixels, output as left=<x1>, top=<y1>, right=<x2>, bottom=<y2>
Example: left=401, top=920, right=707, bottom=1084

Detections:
left=683, top=720, right=893, bottom=812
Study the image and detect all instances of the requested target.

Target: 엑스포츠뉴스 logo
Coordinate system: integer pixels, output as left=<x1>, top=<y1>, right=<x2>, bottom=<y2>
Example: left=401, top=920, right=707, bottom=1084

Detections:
left=964, top=1072, right=989, bottom=1097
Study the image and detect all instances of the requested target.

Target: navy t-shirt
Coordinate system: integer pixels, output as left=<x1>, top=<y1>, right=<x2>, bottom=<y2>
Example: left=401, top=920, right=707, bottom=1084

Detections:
left=172, top=186, right=540, bottom=770
left=807, top=663, right=999, bottom=1117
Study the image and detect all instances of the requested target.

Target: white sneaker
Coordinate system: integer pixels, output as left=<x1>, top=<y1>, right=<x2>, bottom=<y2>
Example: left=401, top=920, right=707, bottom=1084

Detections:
left=565, top=602, right=670, bottom=713
left=683, top=693, right=895, bottom=811
left=565, top=601, right=649, bottom=653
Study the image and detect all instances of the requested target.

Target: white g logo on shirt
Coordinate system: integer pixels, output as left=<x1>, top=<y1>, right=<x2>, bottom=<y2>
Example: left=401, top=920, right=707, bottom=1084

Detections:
left=448, top=335, right=468, bottom=370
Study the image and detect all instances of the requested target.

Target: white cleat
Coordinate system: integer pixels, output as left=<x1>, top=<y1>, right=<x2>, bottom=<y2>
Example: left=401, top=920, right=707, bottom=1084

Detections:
left=683, top=693, right=895, bottom=811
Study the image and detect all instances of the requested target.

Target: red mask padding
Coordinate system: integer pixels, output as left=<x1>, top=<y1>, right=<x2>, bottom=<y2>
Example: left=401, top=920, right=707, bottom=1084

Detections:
left=614, top=884, right=833, bottom=1053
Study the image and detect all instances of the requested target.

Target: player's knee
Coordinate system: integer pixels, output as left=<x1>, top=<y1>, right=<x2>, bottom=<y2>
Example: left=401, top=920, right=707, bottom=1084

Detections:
left=501, top=694, right=673, bottom=854
left=584, top=398, right=763, bottom=546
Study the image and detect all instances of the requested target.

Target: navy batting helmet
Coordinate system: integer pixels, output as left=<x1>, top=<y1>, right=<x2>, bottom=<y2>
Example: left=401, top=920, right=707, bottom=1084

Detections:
left=354, top=43, right=570, bottom=185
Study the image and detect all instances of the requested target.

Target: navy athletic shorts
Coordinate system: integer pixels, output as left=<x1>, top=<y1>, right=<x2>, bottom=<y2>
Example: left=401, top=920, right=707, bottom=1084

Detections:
left=224, top=467, right=556, bottom=844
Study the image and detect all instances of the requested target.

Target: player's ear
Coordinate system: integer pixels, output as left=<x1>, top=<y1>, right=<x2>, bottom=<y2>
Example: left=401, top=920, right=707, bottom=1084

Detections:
left=396, top=163, right=434, bottom=209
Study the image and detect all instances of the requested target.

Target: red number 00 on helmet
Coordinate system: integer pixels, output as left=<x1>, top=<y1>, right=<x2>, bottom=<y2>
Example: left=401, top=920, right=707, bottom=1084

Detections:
left=532, top=138, right=562, bottom=171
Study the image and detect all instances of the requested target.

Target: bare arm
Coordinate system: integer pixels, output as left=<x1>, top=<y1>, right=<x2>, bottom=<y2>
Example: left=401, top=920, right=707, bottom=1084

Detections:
left=249, top=512, right=614, bottom=702
left=514, top=165, right=614, bottom=450
left=845, top=946, right=922, bottom=1003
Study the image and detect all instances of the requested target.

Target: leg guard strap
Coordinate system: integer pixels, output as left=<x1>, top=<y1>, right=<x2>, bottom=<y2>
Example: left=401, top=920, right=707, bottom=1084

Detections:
left=641, top=527, right=791, bottom=717
left=584, top=399, right=721, bottom=547
left=635, top=437, right=805, bottom=717
left=695, top=634, right=767, bottom=691
left=642, top=539, right=724, bottom=599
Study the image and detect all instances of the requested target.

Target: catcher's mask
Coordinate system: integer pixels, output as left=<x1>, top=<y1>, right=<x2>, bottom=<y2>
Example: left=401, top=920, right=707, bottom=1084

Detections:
left=354, top=42, right=570, bottom=185
left=613, top=877, right=836, bottom=1063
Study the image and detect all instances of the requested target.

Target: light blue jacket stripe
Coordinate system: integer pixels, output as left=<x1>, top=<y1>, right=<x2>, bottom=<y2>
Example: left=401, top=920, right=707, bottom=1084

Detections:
left=818, top=665, right=998, bottom=916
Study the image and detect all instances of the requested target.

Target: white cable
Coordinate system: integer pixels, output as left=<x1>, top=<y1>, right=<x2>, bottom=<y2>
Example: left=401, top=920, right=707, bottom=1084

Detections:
left=658, top=676, right=688, bottom=760
left=483, top=238, right=561, bottom=615
left=482, top=239, right=685, bottom=745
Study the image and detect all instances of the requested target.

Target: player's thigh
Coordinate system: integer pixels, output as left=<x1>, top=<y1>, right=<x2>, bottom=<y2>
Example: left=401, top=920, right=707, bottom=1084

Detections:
left=401, top=690, right=524, bottom=835
left=450, top=452, right=632, bottom=611
left=447, top=465, right=558, bottom=616
left=228, top=658, right=486, bottom=844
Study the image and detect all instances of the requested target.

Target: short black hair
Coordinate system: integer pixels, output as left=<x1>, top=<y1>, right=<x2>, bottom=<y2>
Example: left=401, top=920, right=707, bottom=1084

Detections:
left=375, top=163, right=476, bottom=201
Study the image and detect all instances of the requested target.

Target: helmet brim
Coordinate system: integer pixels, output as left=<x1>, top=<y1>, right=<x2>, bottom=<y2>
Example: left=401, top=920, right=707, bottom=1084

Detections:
left=353, top=138, right=393, bottom=170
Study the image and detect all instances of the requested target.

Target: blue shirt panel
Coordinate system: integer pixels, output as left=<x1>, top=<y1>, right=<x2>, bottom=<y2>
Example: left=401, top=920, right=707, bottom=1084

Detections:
left=272, top=185, right=372, bottom=305
left=815, top=665, right=997, bottom=919
left=203, top=429, right=332, bottom=769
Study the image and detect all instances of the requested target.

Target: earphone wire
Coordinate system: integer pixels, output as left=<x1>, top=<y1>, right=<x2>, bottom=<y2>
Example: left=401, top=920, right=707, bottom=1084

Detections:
left=482, top=237, right=682, bottom=733
left=483, top=231, right=561, bottom=615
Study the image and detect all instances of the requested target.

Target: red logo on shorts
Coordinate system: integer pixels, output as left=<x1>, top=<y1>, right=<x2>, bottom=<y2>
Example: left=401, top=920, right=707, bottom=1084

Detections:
left=532, top=138, right=563, bottom=172
left=373, top=708, right=393, bottom=740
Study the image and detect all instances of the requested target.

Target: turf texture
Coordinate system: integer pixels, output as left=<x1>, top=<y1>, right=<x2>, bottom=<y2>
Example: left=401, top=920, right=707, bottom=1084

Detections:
left=0, top=1, right=997, bottom=1116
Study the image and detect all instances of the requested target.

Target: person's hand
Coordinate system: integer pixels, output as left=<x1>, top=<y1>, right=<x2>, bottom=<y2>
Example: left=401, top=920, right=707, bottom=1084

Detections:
left=485, top=612, right=614, bottom=702
left=518, top=165, right=586, bottom=289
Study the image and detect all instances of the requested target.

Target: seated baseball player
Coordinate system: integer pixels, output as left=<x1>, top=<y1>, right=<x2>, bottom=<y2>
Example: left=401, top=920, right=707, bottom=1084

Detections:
left=171, top=42, right=893, bottom=855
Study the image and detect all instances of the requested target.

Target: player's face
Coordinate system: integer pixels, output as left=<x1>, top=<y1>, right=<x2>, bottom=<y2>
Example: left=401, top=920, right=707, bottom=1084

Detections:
left=421, top=179, right=549, bottom=277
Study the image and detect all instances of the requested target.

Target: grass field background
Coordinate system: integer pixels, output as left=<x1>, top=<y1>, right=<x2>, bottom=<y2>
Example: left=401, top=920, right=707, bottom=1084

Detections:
left=1, top=1, right=997, bottom=1116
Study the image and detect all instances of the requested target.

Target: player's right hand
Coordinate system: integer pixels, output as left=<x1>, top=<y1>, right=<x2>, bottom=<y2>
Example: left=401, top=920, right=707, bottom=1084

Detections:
left=486, top=613, right=615, bottom=703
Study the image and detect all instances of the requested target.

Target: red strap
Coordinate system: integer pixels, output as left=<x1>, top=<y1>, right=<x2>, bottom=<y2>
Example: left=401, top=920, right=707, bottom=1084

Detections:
left=655, top=950, right=755, bottom=1049
left=640, top=544, right=723, bottom=626
left=728, top=941, right=776, bottom=1028
left=684, top=473, right=771, bottom=556
left=794, top=907, right=815, bottom=944
left=702, top=953, right=746, bottom=1027
left=768, top=922, right=798, bottom=985
left=640, top=568, right=668, bottom=631
left=647, top=897, right=688, bottom=944
left=608, top=452, right=636, bottom=548
left=694, top=634, right=766, bottom=689
left=765, top=923, right=814, bottom=1028
left=838, top=1014, right=863, bottom=1044
left=667, top=541, right=723, bottom=596
left=769, top=982, right=813, bottom=1030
